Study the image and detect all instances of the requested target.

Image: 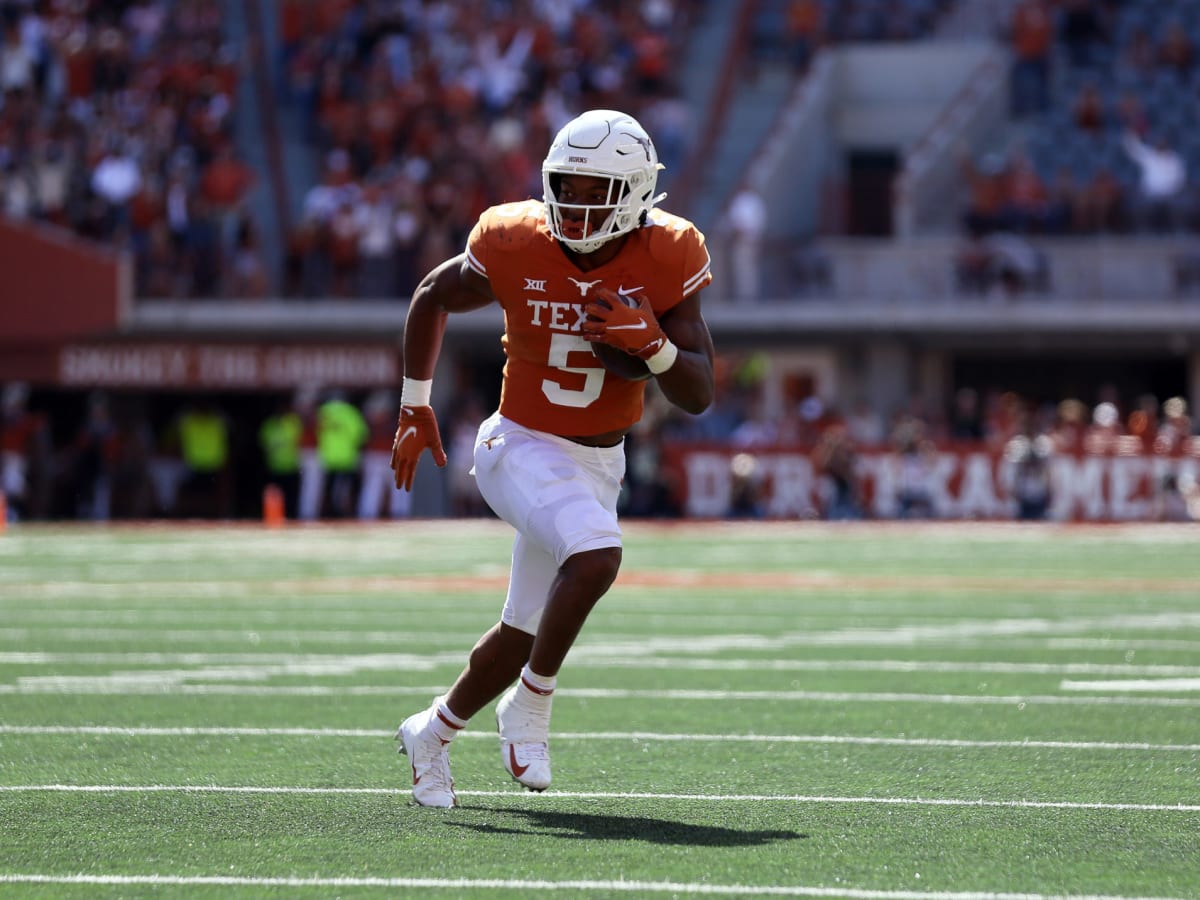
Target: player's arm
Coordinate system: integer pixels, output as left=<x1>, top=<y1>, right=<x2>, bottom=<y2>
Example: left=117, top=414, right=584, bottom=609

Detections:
left=391, top=254, right=495, bottom=490
left=403, top=253, right=496, bottom=379
left=653, top=291, right=715, bottom=415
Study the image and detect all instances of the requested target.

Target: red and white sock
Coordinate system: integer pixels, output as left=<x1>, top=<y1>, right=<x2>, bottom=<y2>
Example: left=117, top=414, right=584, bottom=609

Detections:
left=518, top=665, right=556, bottom=703
left=428, top=698, right=466, bottom=744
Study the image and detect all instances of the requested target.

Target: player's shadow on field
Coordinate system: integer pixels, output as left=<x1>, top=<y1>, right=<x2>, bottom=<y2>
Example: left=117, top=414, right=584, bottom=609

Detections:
left=452, top=807, right=807, bottom=846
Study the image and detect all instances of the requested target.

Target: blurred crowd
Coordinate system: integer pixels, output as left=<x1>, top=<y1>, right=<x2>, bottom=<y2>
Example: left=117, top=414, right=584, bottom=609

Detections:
left=6, top=0, right=1200, bottom=307
left=0, top=0, right=701, bottom=301
left=0, top=0, right=267, bottom=298
left=0, top=380, right=446, bottom=522
left=752, top=0, right=953, bottom=72
left=277, top=0, right=696, bottom=299
left=3, top=3, right=1198, bottom=526
left=959, top=0, right=1200, bottom=298
left=3, top=369, right=1197, bottom=524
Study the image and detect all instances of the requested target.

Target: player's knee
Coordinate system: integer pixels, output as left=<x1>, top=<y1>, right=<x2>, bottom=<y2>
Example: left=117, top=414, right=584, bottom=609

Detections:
left=469, top=625, right=532, bottom=676
left=562, top=546, right=622, bottom=596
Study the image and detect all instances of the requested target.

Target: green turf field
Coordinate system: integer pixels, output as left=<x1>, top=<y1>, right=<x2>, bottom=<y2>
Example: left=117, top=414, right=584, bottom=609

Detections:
left=1, top=520, right=1198, bottom=898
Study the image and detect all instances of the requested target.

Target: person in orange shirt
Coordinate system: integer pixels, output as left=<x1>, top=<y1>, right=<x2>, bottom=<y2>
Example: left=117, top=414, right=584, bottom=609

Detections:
left=199, top=143, right=255, bottom=267
left=1009, top=0, right=1053, bottom=117
left=784, top=0, right=823, bottom=72
left=200, top=144, right=255, bottom=211
left=389, top=109, right=715, bottom=807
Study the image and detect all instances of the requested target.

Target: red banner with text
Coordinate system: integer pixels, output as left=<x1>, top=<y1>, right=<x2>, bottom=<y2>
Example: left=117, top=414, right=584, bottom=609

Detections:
left=659, top=443, right=1200, bottom=522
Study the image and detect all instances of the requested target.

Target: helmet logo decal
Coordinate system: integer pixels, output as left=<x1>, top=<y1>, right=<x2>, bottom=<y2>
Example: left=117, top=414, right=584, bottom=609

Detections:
left=616, top=132, right=653, bottom=162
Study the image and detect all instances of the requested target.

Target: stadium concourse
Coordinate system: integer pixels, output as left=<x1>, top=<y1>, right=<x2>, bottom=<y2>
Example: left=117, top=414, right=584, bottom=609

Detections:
left=1, top=0, right=1199, bottom=523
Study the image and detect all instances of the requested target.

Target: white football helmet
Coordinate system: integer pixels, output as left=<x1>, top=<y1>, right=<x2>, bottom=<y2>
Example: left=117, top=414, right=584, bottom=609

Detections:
left=542, top=109, right=666, bottom=254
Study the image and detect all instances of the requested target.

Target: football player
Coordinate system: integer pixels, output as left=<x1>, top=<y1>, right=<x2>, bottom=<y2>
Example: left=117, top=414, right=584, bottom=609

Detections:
left=390, top=109, right=715, bottom=806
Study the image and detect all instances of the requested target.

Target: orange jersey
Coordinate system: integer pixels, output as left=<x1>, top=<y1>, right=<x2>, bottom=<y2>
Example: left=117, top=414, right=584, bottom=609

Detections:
left=465, top=200, right=712, bottom=436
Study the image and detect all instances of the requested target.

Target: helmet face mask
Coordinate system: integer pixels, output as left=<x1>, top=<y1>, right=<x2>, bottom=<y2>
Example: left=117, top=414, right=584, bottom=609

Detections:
left=542, top=109, right=666, bottom=254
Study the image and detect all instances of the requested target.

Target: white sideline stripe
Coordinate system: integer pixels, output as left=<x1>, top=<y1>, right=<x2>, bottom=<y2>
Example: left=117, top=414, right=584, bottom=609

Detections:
left=0, top=875, right=1186, bottom=900
left=0, top=628, right=470, bottom=646
left=1061, top=679, right=1200, bottom=692
left=2, top=682, right=1198, bottom=707
left=3, top=784, right=1197, bottom=813
left=7, top=651, right=1200, bottom=678
left=3, top=609, right=857, bottom=630
left=0, top=875, right=1184, bottom=900
left=3, top=725, right=1198, bottom=753
left=555, top=659, right=1200, bottom=676
left=3, top=611, right=1200, bottom=648
left=1045, top=638, right=1200, bottom=651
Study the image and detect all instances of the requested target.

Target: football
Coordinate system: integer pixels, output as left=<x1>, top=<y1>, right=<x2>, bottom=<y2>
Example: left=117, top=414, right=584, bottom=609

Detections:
left=592, top=341, right=652, bottom=381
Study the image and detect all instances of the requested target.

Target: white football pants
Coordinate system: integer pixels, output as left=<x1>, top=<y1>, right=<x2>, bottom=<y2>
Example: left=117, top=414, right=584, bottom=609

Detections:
left=471, top=411, right=624, bottom=635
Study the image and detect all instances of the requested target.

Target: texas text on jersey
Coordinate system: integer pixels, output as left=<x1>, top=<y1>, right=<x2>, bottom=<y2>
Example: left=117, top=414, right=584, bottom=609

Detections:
left=465, top=199, right=712, bottom=436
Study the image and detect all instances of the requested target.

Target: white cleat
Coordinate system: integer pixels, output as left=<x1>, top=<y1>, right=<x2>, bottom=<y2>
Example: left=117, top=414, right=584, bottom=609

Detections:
left=495, top=685, right=552, bottom=792
left=396, top=710, right=457, bottom=808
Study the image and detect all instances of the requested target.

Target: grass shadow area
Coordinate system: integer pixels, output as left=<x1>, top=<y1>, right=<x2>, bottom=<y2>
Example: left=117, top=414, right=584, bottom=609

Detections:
left=450, top=805, right=807, bottom=846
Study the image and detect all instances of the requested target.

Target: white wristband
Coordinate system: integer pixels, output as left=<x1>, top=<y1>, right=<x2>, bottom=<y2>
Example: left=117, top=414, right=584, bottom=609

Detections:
left=644, top=339, right=678, bottom=375
left=401, top=377, right=433, bottom=407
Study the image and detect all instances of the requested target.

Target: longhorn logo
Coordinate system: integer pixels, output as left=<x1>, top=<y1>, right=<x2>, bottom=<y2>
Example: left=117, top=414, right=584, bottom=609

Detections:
left=567, top=276, right=603, bottom=297
left=617, top=131, right=653, bottom=162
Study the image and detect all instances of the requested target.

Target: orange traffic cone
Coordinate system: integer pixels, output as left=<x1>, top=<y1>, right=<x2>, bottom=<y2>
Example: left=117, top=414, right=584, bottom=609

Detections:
left=262, top=485, right=285, bottom=528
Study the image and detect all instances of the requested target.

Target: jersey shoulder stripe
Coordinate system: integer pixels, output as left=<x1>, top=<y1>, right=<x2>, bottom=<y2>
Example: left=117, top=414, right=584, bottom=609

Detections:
left=466, top=246, right=487, bottom=277
left=641, top=208, right=712, bottom=298
left=683, top=253, right=712, bottom=297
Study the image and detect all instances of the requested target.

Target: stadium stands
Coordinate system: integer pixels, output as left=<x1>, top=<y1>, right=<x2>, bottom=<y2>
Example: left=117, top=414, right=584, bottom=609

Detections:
left=1, top=0, right=1198, bottom=522
left=1006, top=0, right=1200, bottom=236
left=274, top=0, right=700, bottom=299
left=0, top=0, right=261, bottom=298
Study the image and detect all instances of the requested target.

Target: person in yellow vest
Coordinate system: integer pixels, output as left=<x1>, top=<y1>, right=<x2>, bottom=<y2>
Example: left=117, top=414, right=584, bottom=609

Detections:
left=258, top=396, right=303, bottom=519
left=176, top=399, right=231, bottom=518
left=317, top=391, right=367, bottom=518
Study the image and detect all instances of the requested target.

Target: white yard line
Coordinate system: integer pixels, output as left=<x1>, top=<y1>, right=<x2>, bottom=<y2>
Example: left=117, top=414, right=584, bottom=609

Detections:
left=0, top=873, right=1188, bottom=900
left=1061, top=678, right=1200, bottom=693
left=570, top=659, right=1200, bottom=675
left=0, top=651, right=464, bottom=666
left=2, top=784, right=1197, bottom=813
left=0, top=628, right=470, bottom=645
left=2, top=725, right=1197, bottom=752
left=7, top=651, right=1200, bottom=678
left=2, top=682, right=1198, bottom=707
left=2, top=611, right=1199, bottom=649
left=1044, top=638, right=1200, bottom=651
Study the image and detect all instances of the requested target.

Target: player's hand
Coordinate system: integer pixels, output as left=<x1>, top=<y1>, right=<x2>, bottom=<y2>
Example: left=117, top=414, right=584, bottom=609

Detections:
left=581, top=289, right=667, bottom=360
left=390, top=405, right=446, bottom=491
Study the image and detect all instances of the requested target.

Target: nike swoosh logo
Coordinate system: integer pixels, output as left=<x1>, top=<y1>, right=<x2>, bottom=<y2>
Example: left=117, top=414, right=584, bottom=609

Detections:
left=508, top=744, right=529, bottom=778
left=396, top=426, right=418, bottom=445
left=607, top=321, right=648, bottom=331
left=617, top=285, right=643, bottom=297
